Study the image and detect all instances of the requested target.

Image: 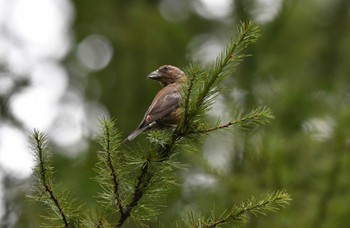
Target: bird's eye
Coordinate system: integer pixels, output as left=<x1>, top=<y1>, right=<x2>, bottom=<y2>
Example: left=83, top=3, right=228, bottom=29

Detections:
left=163, top=66, right=169, bottom=71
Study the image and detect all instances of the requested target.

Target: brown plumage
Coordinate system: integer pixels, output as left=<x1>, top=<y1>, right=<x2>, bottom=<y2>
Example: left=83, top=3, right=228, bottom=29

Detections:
left=125, top=65, right=186, bottom=141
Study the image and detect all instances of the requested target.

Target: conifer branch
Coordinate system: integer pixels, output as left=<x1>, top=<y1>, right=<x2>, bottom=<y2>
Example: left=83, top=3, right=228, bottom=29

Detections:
left=103, top=121, right=124, bottom=214
left=117, top=144, right=179, bottom=226
left=195, top=22, right=260, bottom=113
left=197, top=106, right=274, bottom=134
left=96, top=119, right=180, bottom=227
left=182, top=65, right=198, bottom=127
left=172, top=22, right=261, bottom=144
left=30, top=130, right=69, bottom=227
left=95, top=119, right=127, bottom=226
left=185, top=190, right=291, bottom=227
left=117, top=160, right=152, bottom=227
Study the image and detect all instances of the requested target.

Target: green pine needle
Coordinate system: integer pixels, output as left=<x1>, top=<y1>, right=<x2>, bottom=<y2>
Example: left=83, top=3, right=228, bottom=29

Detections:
left=199, top=106, right=275, bottom=134
left=171, top=22, right=262, bottom=143
left=29, top=129, right=82, bottom=227
left=183, top=190, right=291, bottom=228
left=94, top=118, right=124, bottom=213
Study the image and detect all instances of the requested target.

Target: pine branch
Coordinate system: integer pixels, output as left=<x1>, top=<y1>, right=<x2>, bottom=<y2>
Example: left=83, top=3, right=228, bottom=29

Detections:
left=94, top=119, right=181, bottom=227
left=171, top=22, right=261, bottom=143
left=105, top=129, right=122, bottom=213
left=182, top=63, right=199, bottom=128
left=184, top=190, right=291, bottom=228
left=96, top=119, right=124, bottom=214
left=117, top=160, right=152, bottom=227
left=197, top=106, right=274, bottom=134
left=81, top=210, right=114, bottom=228
left=195, top=22, right=260, bottom=114
left=116, top=143, right=181, bottom=226
left=30, top=130, right=70, bottom=227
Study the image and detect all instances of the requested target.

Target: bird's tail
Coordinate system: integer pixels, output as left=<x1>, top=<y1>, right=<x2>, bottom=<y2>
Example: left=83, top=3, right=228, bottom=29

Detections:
left=123, top=125, right=150, bottom=142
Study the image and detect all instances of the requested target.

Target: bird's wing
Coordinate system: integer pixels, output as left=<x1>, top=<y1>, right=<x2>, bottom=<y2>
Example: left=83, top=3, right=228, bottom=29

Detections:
left=139, top=84, right=180, bottom=128
left=126, top=84, right=180, bottom=141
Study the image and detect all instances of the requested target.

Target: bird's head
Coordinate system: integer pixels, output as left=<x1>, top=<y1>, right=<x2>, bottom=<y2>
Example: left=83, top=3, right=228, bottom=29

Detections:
left=148, top=65, right=186, bottom=87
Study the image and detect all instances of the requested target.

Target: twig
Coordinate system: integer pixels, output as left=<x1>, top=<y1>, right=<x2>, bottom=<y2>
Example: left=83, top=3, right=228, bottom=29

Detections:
left=116, top=127, right=183, bottom=226
left=205, top=190, right=291, bottom=227
left=196, top=23, right=254, bottom=111
left=207, top=200, right=270, bottom=228
left=35, top=132, right=69, bottom=227
left=191, top=108, right=272, bottom=135
left=116, top=160, right=152, bottom=227
left=183, top=71, right=197, bottom=127
left=104, top=124, right=124, bottom=215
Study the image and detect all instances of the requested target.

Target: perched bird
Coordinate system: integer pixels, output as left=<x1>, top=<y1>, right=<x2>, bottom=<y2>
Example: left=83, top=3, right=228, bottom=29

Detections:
left=125, top=65, right=187, bottom=141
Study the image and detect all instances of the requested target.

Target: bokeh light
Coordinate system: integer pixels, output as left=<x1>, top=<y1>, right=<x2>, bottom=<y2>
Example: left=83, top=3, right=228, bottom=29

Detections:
left=192, top=0, right=233, bottom=20
left=77, top=34, right=114, bottom=72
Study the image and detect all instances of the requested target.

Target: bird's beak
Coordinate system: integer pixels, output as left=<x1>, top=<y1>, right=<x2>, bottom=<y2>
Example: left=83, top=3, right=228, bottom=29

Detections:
left=148, top=70, right=162, bottom=80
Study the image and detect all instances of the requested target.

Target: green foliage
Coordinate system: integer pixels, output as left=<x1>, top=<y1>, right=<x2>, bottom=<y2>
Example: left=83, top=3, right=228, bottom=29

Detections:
left=196, top=106, right=274, bottom=134
left=28, top=22, right=290, bottom=227
left=178, top=22, right=261, bottom=137
left=90, top=118, right=181, bottom=226
left=159, top=22, right=272, bottom=159
left=29, top=130, right=82, bottom=227
left=181, top=190, right=291, bottom=228
left=94, top=119, right=124, bottom=213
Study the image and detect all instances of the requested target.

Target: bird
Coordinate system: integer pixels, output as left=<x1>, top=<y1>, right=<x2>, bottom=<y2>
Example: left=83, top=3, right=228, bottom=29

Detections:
left=125, top=65, right=187, bottom=141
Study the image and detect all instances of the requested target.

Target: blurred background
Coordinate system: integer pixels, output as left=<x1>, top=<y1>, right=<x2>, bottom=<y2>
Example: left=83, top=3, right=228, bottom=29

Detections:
left=1, top=0, right=350, bottom=227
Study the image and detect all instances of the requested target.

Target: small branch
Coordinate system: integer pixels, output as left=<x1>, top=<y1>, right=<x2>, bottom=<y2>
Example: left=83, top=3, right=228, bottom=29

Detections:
left=196, top=23, right=258, bottom=111
left=198, top=116, right=255, bottom=134
left=116, top=160, right=152, bottom=227
left=104, top=124, right=124, bottom=214
left=191, top=107, right=274, bottom=135
left=116, top=127, right=182, bottom=226
left=207, top=200, right=270, bottom=228
left=205, top=190, right=291, bottom=228
left=34, top=131, right=69, bottom=227
left=183, top=70, right=197, bottom=127
left=43, top=186, right=69, bottom=227
left=201, top=121, right=235, bottom=133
